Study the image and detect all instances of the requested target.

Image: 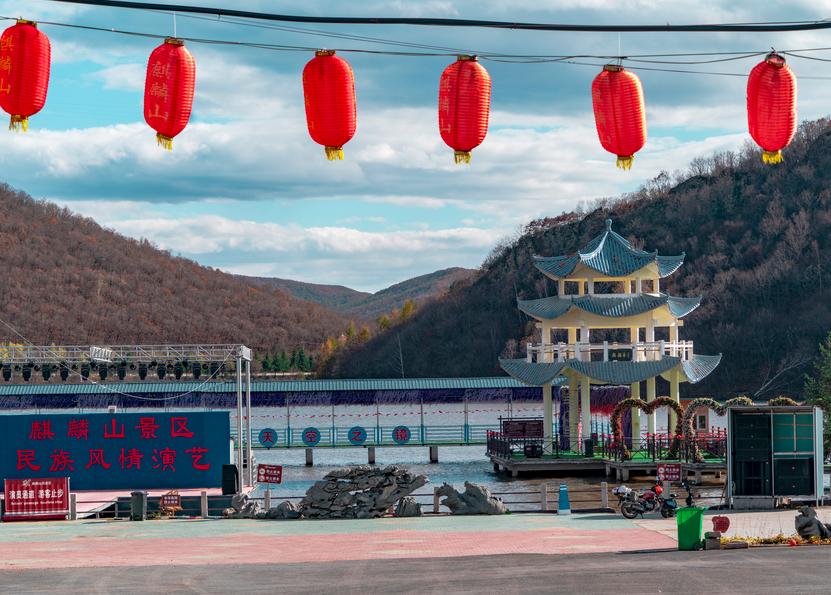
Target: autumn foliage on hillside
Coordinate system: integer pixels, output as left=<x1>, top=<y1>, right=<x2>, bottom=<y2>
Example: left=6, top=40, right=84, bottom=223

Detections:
left=0, top=187, right=349, bottom=354
left=330, top=119, right=831, bottom=398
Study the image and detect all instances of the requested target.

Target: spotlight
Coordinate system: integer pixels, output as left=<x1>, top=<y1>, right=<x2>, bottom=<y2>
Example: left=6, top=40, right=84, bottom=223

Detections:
left=129, top=363, right=136, bottom=371
left=149, top=360, right=158, bottom=369
left=41, top=363, right=51, bottom=381
left=210, top=362, right=220, bottom=377
left=59, top=365, right=69, bottom=381
left=117, top=363, right=127, bottom=380
left=22, top=365, right=32, bottom=382
left=2, top=365, right=11, bottom=381
left=138, top=362, right=148, bottom=380
left=173, top=362, right=184, bottom=380
left=80, top=363, right=90, bottom=380
left=192, top=362, right=201, bottom=380
left=157, top=365, right=166, bottom=380
left=13, top=365, right=20, bottom=372
left=99, top=366, right=108, bottom=381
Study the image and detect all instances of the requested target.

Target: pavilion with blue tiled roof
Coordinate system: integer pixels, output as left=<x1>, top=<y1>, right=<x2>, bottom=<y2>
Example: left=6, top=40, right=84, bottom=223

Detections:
left=500, top=219, right=721, bottom=452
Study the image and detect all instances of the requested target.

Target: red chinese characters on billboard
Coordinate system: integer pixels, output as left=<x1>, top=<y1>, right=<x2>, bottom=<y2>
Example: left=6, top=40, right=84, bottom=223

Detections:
left=0, top=412, right=230, bottom=490
left=3, top=477, right=69, bottom=521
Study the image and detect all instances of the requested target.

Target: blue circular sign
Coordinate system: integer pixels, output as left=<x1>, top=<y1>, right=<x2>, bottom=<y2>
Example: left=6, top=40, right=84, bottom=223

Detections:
left=258, top=427, right=278, bottom=449
left=348, top=426, right=368, bottom=446
left=302, top=426, right=321, bottom=447
left=392, top=425, right=411, bottom=445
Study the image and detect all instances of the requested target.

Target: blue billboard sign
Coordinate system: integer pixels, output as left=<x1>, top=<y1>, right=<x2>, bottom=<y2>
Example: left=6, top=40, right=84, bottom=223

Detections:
left=0, top=411, right=230, bottom=490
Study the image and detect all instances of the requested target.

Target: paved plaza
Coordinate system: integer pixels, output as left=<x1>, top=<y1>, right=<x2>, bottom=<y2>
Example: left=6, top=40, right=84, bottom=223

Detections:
left=2, top=509, right=831, bottom=593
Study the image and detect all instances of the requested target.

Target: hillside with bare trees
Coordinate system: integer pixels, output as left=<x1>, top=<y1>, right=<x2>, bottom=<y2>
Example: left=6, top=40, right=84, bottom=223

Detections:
left=0, top=187, right=350, bottom=355
left=328, top=119, right=831, bottom=398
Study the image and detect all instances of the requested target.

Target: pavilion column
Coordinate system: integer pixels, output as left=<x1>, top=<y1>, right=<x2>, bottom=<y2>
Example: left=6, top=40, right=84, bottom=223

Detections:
left=580, top=375, right=591, bottom=449
left=568, top=375, right=579, bottom=449
left=669, top=323, right=679, bottom=357
left=567, top=328, right=577, bottom=361
left=541, top=321, right=552, bottom=362
left=630, top=327, right=639, bottom=361
left=669, top=369, right=680, bottom=434
left=543, top=382, right=553, bottom=454
left=587, top=279, right=595, bottom=294
left=654, top=278, right=661, bottom=293
left=645, top=323, right=655, bottom=360
left=558, top=279, right=565, bottom=296
left=636, top=278, right=642, bottom=294
left=630, top=381, right=641, bottom=447
left=646, top=377, right=656, bottom=434
left=577, top=281, right=585, bottom=296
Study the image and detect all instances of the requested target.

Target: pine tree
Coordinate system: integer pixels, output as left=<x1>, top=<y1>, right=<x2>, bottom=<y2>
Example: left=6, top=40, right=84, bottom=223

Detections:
left=290, top=348, right=298, bottom=370
left=297, top=347, right=308, bottom=372
left=277, top=350, right=290, bottom=372
left=804, top=331, right=831, bottom=451
left=261, top=354, right=272, bottom=372
left=307, top=355, right=315, bottom=371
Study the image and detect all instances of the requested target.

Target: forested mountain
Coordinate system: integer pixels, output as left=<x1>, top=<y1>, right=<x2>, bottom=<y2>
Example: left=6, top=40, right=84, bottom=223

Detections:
left=244, top=267, right=475, bottom=319
left=0, top=187, right=350, bottom=354
left=327, top=119, right=831, bottom=398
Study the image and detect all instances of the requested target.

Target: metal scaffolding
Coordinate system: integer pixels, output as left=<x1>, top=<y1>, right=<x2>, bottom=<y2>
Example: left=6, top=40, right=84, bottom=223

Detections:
left=0, top=343, right=254, bottom=491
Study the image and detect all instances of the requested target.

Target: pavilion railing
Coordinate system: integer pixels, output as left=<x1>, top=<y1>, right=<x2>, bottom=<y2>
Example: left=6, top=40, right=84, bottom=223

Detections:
left=526, top=340, right=694, bottom=363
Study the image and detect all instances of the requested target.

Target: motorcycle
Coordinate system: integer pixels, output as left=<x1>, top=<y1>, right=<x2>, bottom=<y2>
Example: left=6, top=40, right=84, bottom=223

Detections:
left=615, top=483, right=678, bottom=518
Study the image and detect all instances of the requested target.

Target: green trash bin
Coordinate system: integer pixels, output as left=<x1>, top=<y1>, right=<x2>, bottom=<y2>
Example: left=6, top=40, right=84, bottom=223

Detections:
left=676, top=507, right=705, bottom=551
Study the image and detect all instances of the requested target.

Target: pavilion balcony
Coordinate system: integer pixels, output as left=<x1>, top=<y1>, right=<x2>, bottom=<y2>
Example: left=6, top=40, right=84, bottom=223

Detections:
left=525, top=340, right=695, bottom=364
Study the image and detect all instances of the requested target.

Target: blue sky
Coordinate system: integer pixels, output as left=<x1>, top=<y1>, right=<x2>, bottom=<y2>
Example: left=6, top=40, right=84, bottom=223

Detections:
left=3, top=0, right=831, bottom=291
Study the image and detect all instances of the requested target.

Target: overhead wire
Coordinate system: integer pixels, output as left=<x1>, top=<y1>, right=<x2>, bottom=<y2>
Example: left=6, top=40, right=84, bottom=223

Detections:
left=12, top=13, right=831, bottom=78
left=41, top=0, right=831, bottom=33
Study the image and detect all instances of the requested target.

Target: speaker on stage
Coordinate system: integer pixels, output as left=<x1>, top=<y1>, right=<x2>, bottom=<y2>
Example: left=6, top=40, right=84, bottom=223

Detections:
left=222, top=464, right=239, bottom=495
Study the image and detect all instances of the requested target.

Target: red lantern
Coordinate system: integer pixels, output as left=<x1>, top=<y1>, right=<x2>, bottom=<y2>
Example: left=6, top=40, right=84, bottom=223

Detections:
left=302, top=50, right=356, bottom=160
left=144, top=38, right=196, bottom=150
left=747, top=52, right=796, bottom=164
left=591, top=65, right=646, bottom=169
left=438, top=55, right=492, bottom=164
left=0, top=19, right=51, bottom=132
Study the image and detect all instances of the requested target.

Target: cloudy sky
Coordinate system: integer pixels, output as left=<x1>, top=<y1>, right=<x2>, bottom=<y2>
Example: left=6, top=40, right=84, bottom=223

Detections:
left=3, top=1, right=831, bottom=291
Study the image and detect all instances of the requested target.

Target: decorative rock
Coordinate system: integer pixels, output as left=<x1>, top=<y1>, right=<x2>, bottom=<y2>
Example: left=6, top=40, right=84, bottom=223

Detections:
left=299, top=465, right=428, bottom=519
left=394, top=497, right=422, bottom=517
left=436, top=482, right=508, bottom=515
left=224, top=493, right=261, bottom=519
left=266, top=500, right=302, bottom=520
left=795, top=506, right=831, bottom=539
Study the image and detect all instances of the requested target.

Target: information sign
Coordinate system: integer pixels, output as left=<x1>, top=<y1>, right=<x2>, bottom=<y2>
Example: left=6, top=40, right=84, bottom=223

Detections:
left=348, top=426, right=368, bottom=446
left=258, top=428, right=278, bottom=449
left=392, top=425, right=411, bottom=445
left=257, top=464, right=283, bottom=484
left=656, top=463, right=682, bottom=482
left=302, top=427, right=321, bottom=447
left=3, top=477, right=69, bottom=521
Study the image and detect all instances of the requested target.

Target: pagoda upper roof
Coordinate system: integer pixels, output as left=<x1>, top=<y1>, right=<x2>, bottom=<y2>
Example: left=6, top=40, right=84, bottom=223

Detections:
left=517, top=293, right=701, bottom=321
left=533, top=219, right=685, bottom=279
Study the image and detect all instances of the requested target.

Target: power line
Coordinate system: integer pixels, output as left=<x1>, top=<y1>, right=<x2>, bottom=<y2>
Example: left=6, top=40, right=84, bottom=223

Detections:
left=44, top=0, right=831, bottom=33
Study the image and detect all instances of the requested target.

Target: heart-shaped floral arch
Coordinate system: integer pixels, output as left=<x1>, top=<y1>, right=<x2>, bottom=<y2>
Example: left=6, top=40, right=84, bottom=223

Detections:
left=610, top=397, right=685, bottom=460
left=681, top=396, right=753, bottom=462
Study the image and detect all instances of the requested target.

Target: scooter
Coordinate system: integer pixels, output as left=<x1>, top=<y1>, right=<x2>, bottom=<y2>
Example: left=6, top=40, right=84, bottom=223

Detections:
left=616, top=483, right=678, bottom=518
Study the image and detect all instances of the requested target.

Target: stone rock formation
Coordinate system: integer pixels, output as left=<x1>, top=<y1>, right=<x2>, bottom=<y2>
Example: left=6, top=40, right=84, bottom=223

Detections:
left=265, top=500, right=302, bottom=520
left=300, top=465, right=428, bottom=519
left=437, top=482, right=507, bottom=515
left=224, top=492, right=261, bottom=519
left=795, top=506, right=831, bottom=539
left=394, top=496, right=422, bottom=517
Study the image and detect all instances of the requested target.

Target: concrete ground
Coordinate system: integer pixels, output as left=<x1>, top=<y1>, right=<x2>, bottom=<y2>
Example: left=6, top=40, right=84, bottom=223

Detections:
left=2, top=549, right=831, bottom=594
left=1, top=509, right=830, bottom=593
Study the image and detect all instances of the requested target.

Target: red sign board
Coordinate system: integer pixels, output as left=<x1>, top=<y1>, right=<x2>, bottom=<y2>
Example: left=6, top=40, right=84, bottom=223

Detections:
left=3, top=477, right=69, bottom=521
left=656, top=463, right=682, bottom=482
left=257, top=464, right=282, bottom=484
left=160, top=492, right=181, bottom=509
left=501, top=419, right=544, bottom=439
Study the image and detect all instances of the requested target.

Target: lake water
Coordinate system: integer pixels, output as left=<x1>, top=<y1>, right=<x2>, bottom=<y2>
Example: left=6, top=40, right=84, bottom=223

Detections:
left=5, top=401, right=726, bottom=511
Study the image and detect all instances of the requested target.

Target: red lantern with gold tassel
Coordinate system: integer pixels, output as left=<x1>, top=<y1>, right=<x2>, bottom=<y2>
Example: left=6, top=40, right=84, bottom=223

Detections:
left=144, top=37, right=196, bottom=150
left=0, top=19, right=51, bottom=132
left=302, top=50, right=356, bottom=160
left=438, top=55, right=492, bottom=164
left=747, top=52, right=796, bottom=164
left=591, top=64, right=646, bottom=169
